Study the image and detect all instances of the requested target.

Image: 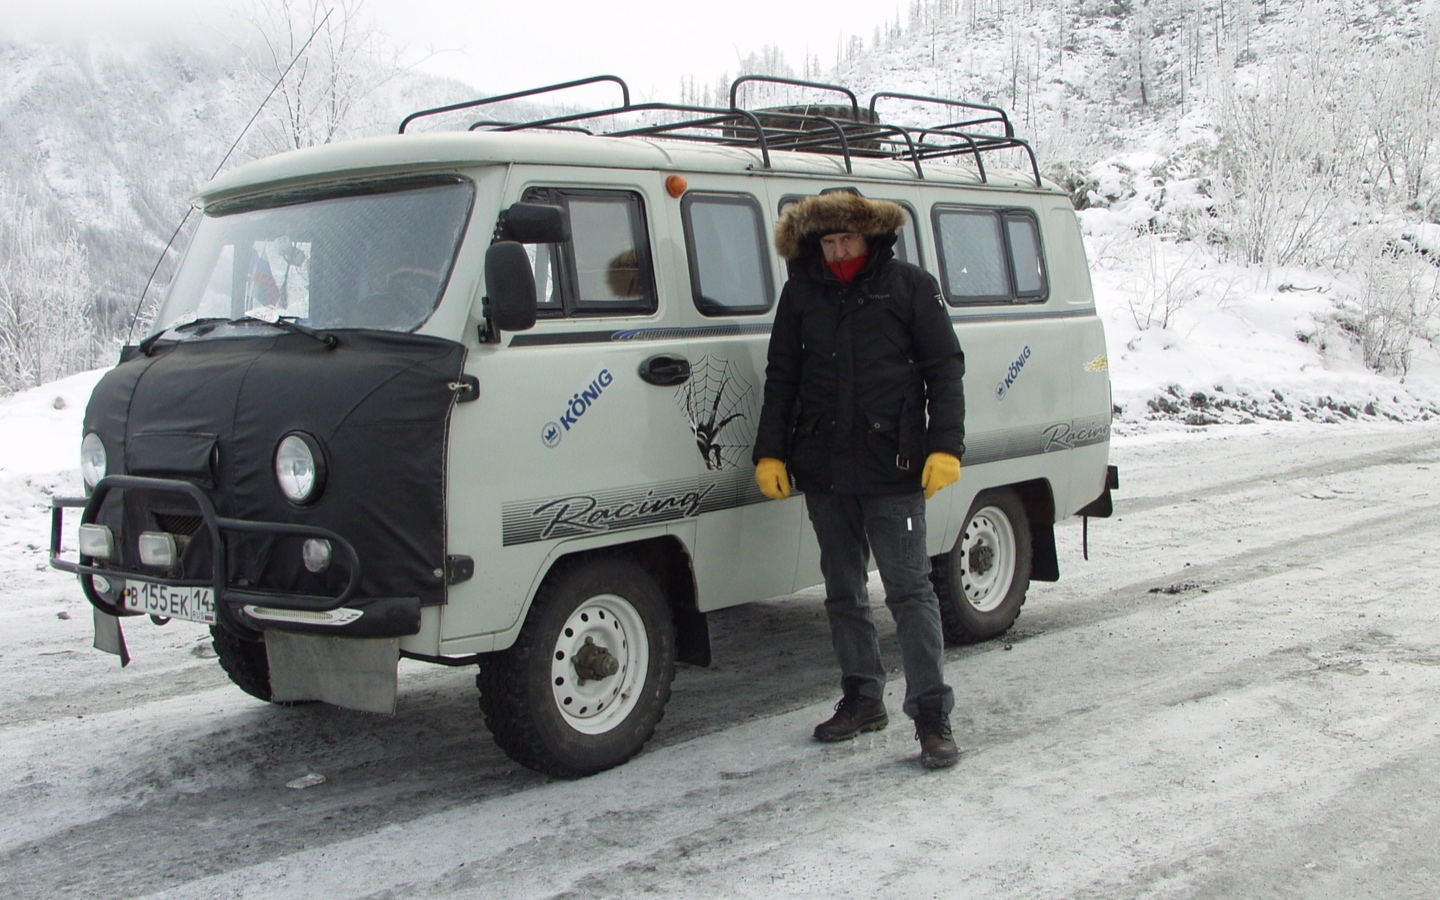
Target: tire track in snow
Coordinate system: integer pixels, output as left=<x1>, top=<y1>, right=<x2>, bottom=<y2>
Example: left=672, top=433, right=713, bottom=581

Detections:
left=1112, top=432, right=1440, bottom=516
left=6, top=425, right=1440, bottom=897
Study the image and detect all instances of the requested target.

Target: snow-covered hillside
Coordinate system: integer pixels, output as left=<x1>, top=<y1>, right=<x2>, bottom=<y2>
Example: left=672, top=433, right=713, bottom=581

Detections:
left=0, top=32, right=480, bottom=349
left=810, top=0, right=1440, bottom=426
left=3, top=0, right=1438, bottom=418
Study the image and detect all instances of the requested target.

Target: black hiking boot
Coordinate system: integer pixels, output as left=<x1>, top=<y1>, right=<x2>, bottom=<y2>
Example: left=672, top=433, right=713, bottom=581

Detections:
left=914, top=713, right=960, bottom=769
left=813, top=695, right=889, bottom=742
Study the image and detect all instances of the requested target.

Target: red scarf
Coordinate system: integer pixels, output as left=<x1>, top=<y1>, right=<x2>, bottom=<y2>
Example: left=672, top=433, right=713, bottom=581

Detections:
left=825, top=252, right=869, bottom=285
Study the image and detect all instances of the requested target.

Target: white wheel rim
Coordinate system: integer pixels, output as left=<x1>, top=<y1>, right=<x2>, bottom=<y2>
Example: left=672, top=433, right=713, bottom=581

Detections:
left=550, top=593, right=649, bottom=735
left=960, top=505, right=1016, bottom=613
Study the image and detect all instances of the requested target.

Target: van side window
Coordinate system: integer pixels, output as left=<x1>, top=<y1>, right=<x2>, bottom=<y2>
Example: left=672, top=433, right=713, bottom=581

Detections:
left=523, top=242, right=562, bottom=310
left=520, top=187, right=657, bottom=316
left=681, top=193, right=774, bottom=316
left=932, top=206, right=1048, bottom=305
left=777, top=195, right=921, bottom=266
left=893, top=203, right=921, bottom=266
left=1006, top=214, right=1047, bottom=298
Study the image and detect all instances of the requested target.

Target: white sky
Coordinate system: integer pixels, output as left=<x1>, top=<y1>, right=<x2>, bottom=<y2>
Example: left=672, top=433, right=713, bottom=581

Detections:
left=3, top=0, right=904, bottom=101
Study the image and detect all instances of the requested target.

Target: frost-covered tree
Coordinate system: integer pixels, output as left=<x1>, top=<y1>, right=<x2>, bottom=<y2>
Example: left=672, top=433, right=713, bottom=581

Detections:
left=244, top=0, right=401, bottom=153
left=1369, top=15, right=1440, bottom=217
left=0, top=177, right=99, bottom=394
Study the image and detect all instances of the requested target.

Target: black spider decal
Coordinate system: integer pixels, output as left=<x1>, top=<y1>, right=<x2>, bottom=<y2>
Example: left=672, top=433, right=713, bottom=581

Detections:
left=676, top=356, right=758, bottom=472
left=689, top=374, right=746, bottom=470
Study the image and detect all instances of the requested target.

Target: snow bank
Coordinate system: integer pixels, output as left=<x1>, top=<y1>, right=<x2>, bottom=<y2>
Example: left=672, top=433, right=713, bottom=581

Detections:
left=1085, top=225, right=1440, bottom=432
left=0, top=368, right=102, bottom=478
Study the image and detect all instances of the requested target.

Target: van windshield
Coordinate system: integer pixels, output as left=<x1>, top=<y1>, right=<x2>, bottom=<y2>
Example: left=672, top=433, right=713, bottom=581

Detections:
left=149, top=180, right=474, bottom=338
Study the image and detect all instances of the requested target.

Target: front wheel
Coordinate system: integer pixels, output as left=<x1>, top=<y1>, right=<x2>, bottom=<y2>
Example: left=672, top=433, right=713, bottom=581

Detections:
left=931, top=488, right=1032, bottom=645
left=210, top=626, right=309, bottom=705
left=478, top=555, right=676, bottom=777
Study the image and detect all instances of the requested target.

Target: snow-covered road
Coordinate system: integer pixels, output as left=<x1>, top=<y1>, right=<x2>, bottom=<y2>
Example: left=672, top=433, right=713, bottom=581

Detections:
left=3, top=420, right=1439, bottom=898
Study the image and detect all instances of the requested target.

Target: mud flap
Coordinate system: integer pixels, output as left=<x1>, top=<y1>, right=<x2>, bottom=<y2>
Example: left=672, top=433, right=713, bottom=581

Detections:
left=93, top=608, right=130, bottom=667
left=265, top=632, right=400, bottom=714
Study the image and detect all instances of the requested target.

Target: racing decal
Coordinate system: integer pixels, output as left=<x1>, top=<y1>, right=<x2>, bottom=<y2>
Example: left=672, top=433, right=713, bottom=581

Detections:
left=502, top=469, right=763, bottom=546
left=962, top=415, right=1111, bottom=466
left=1041, top=418, right=1112, bottom=452
left=542, top=365, right=615, bottom=448
left=675, top=356, right=758, bottom=471
left=995, top=345, right=1032, bottom=401
left=506, top=415, right=1110, bottom=545
left=1085, top=354, right=1109, bottom=372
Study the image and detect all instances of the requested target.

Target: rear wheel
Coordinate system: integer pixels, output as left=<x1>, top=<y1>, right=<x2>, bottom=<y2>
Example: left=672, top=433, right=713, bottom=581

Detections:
left=478, top=555, right=676, bottom=777
left=931, top=488, right=1032, bottom=645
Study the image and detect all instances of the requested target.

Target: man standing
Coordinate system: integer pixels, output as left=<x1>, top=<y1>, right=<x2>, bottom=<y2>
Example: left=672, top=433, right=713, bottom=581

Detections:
left=753, top=190, right=965, bottom=770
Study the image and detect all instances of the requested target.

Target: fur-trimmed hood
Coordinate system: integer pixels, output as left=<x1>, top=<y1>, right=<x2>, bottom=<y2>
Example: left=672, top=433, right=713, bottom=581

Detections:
left=774, top=192, right=906, bottom=261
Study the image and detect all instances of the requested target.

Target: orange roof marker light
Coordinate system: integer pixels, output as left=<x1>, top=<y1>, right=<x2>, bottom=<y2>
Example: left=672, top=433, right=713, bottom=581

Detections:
left=665, top=175, right=688, bottom=198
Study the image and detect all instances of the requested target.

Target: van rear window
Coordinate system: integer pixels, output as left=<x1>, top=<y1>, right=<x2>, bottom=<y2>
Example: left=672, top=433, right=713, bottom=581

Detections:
left=933, top=207, right=1048, bottom=305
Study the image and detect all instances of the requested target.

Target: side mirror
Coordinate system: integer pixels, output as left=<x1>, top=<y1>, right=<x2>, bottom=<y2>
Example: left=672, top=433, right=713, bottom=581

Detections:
left=482, top=241, right=538, bottom=337
left=497, top=202, right=570, bottom=244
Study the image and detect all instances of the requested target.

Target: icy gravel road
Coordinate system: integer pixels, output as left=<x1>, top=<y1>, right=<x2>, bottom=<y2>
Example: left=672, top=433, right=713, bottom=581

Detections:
left=3, top=421, right=1439, bottom=898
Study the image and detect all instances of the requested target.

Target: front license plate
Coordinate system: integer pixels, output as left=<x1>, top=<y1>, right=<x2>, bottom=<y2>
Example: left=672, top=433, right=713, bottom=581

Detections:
left=123, top=582, right=216, bottom=625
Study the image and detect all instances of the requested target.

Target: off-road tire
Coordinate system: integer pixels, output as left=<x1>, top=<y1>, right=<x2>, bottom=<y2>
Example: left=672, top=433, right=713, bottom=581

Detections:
left=930, top=488, right=1032, bottom=645
left=210, top=626, right=306, bottom=705
left=478, top=555, right=676, bottom=778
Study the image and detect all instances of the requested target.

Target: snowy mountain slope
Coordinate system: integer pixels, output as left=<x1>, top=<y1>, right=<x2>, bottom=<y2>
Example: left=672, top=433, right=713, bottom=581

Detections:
left=0, top=34, right=482, bottom=341
left=4, top=0, right=1439, bottom=419
left=811, top=0, right=1440, bottom=427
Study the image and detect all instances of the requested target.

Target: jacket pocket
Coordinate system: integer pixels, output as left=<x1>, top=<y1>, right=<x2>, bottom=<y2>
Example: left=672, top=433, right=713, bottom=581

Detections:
left=864, top=394, right=925, bottom=473
left=790, top=410, right=825, bottom=469
left=896, top=386, right=926, bottom=464
left=862, top=408, right=909, bottom=471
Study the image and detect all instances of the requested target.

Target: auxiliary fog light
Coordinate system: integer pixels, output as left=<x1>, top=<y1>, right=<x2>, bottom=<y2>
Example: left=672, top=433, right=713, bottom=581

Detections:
left=138, top=532, right=178, bottom=568
left=92, top=575, right=112, bottom=594
left=77, top=524, right=115, bottom=560
left=302, top=538, right=332, bottom=574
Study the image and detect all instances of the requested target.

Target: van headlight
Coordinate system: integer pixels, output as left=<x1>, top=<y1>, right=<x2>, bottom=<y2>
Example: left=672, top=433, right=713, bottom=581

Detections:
left=80, top=432, right=107, bottom=491
left=274, top=432, right=326, bottom=505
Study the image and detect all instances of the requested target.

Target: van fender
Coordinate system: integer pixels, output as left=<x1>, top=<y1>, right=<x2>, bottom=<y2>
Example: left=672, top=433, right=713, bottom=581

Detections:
left=1014, top=479, right=1060, bottom=583
left=484, top=528, right=709, bottom=666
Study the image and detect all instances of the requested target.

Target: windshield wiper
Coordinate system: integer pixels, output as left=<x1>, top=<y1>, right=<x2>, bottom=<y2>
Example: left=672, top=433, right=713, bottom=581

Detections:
left=138, top=314, right=338, bottom=355
left=243, top=308, right=338, bottom=349
left=260, top=316, right=339, bottom=349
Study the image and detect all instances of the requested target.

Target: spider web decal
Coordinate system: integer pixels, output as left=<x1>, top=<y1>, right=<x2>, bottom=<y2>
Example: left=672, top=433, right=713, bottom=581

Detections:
left=676, top=356, right=758, bottom=471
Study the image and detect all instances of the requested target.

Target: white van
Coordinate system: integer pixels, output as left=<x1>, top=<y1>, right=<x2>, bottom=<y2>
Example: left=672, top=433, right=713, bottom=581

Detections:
left=51, top=75, right=1117, bottom=776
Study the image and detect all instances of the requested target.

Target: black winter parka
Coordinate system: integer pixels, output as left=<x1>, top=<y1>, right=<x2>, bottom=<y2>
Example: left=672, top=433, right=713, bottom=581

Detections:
left=753, top=232, right=967, bottom=495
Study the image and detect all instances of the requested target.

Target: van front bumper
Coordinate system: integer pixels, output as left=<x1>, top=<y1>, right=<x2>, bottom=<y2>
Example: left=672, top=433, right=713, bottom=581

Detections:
left=49, top=474, right=421, bottom=639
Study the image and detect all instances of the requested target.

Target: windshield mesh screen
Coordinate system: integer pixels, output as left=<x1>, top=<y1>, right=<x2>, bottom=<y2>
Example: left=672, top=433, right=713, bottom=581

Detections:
left=154, top=180, right=474, bottom=335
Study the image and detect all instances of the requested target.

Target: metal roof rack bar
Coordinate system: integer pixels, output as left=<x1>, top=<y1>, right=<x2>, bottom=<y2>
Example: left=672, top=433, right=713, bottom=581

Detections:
left=499, top=102, right=776, bottom=169
left=704, top=107, right=860, bottom=173
left=467, top=120, right=595, bottom=134
left=912, top=129, right=986, bottom=181
left=395, top=75, right=1041, bottom=184
left=399, top=75, right=631, bottom=134
left=868, top=90, right=1014, bottom=138
left=729, top=75, right=862, bottom=120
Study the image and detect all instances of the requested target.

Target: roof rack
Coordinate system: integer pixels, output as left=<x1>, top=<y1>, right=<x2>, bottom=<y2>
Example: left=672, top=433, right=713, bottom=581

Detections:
left=399, top=74, right=1042, bottom=187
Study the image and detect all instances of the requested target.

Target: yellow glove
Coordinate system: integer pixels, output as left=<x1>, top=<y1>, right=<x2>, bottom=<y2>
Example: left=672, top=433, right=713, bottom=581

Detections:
left=754, top=457, right=791, bottom=500
left=921, top=452, right=961, bottom=500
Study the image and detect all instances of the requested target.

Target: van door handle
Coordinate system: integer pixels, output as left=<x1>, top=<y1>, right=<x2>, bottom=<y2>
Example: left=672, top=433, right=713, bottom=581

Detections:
left=639, top=354, right=691, bottom=386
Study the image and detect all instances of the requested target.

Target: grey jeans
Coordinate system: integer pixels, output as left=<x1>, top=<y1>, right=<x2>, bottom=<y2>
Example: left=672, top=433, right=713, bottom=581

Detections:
left=805, top=490, right=954, bottom=719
